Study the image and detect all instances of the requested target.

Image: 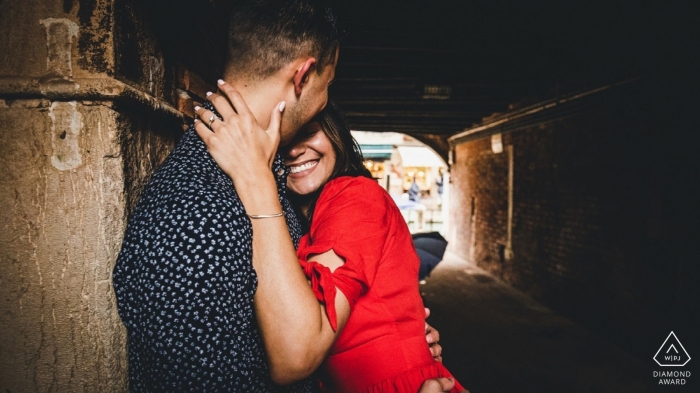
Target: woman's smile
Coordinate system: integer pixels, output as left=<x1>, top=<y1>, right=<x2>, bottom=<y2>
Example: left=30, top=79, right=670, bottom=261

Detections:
left=284, top=122, right=336, bottom=196
left=288, top=160, right=319, bottom=175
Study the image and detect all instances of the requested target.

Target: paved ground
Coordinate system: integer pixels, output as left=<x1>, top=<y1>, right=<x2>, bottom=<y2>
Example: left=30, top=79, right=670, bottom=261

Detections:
left=421, top=251, right=662, bottom=393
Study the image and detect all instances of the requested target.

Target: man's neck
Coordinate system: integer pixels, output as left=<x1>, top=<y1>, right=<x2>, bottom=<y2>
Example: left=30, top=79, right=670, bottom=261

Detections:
left=226, top=78, right=282, bottom=131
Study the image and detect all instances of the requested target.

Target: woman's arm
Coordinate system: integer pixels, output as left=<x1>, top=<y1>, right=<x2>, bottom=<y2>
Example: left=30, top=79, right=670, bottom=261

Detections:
left=238, top=171, right=351, bottom=384
left=193, top=82, right=349, bottom=384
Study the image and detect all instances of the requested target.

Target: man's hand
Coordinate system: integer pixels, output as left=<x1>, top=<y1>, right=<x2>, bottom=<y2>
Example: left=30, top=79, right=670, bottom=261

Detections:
left=425, top=308, right=442, bottom=362
left=418, top=377, right=455, bottom=393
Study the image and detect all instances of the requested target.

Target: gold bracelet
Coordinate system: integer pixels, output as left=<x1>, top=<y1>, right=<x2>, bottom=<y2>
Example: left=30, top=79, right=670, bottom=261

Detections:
left=247, top=212, right=284, bottom=219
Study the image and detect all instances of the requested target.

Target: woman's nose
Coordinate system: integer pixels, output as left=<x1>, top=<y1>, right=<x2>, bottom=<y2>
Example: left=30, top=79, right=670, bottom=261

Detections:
left=286, top=143, right=306, bottom=159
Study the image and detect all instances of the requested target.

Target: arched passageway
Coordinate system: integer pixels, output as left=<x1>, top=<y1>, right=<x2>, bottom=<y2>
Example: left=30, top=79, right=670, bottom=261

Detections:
left=353, top=131, right=449, bottom=234
left=347, top=78, right=698, bottom=393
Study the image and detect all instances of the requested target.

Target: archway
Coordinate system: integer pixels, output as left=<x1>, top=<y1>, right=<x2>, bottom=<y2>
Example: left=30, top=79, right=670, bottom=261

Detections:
left=352, top=131, right=450, bottom=235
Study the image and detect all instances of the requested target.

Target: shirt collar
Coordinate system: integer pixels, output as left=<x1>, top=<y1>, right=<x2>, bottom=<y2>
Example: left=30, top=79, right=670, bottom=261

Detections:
left=272, top=154, right=289, bottom=191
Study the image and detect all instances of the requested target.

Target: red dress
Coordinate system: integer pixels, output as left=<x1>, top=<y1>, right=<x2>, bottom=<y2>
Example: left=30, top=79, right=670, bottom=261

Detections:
left=297, top=176, right=465, bottom=393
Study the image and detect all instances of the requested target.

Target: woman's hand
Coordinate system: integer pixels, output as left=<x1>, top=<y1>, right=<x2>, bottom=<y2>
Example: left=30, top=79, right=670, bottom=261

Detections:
left=193, top=79, right=285, bottom=186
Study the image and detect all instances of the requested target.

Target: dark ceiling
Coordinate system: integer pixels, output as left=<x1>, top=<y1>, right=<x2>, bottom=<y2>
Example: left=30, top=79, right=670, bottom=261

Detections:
left=146, top=0, right=698, bottom=137
left=328, top=0, right=697, bottom=135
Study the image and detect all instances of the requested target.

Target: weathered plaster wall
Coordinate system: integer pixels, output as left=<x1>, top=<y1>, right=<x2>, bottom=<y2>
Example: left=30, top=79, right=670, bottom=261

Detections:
left=0, top=101, right=128, bottom=391
left=0, top=0, right=115, bottom=79
left=0, top=0, right=181, bottom=390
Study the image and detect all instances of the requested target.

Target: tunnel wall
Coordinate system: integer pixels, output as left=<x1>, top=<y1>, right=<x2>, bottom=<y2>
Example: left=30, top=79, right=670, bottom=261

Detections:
left=448, top=79, right=699, bottom=358
left=0, top=100, right=130, bottom=392
left=0, top=0, right=181, bottom=390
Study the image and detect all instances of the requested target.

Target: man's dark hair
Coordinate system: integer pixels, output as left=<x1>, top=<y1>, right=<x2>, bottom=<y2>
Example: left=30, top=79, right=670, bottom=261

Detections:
left=226, top=0, right=339, bottom=79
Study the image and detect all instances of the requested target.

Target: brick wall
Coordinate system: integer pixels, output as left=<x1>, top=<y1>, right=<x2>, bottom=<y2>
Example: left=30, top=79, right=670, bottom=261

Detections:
left=449, top=79, right=699, bottom=358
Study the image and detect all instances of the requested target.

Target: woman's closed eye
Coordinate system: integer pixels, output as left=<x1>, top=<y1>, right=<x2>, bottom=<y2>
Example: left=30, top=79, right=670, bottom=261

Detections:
left=297, top=127, right=321, bottom=142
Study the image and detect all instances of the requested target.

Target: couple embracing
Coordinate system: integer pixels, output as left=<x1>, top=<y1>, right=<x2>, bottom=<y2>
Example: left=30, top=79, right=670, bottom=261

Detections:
left=113, top=1, right=466, bottom=392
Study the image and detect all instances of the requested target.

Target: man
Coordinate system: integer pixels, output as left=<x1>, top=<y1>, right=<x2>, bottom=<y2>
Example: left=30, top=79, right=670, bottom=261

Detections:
left=113, top=1, right=452, bottom=391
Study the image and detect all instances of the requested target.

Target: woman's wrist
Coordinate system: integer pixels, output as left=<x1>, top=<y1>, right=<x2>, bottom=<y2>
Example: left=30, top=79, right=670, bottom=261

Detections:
left=223, top=162, right=270, bottom=185
left=235, top=171, right=282, bottom=215
left=235, top=168, right=275, bottom=190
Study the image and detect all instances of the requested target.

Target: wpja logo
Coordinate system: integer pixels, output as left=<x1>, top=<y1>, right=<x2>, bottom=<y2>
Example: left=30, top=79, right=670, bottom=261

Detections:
left=653, top=331, right=691, bottom=386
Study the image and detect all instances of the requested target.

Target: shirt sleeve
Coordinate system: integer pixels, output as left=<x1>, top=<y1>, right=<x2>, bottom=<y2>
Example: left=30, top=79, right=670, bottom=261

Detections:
left=296, top=177, right=394, bottom=331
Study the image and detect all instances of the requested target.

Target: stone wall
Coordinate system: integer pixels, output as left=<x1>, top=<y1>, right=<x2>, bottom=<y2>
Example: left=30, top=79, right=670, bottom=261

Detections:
left=448, top=79, right=699, bottom=359
left=0, top=100, right=128, bottom=391
left=0, top=0, right=181, bottom=390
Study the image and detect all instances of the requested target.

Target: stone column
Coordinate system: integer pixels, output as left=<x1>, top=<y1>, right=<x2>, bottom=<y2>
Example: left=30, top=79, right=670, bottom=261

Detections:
left=0, top=0, right=182, bottom=391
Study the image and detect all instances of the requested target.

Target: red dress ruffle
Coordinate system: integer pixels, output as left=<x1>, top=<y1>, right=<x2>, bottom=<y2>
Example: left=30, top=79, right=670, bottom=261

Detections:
left=297, top=176, right=465, bottom=393
left=352, top=362, right=461, bottom=393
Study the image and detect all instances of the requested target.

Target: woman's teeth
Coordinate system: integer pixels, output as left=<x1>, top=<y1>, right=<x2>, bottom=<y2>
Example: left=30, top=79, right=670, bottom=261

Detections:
left=290, top=161, right=318, bottom=174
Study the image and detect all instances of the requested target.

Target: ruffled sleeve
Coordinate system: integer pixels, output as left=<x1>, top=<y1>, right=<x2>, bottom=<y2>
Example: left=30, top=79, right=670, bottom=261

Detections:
left=296, top=177, right=395, bottom=331
left=298, top=259, right=365, bottom=331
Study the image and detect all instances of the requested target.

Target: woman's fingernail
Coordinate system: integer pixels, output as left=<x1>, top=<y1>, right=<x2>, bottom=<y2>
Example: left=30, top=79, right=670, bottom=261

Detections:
left=217, top=79, right=225, bottom=85
left=194, top=105, right=201, bottom=111
left=194, top=119, right=199, bottom=122
left=427, top=336, right=433, bottom=343
left=206, top=91, right=212, bottom=97
left=278, top=101, right=286, bottom=112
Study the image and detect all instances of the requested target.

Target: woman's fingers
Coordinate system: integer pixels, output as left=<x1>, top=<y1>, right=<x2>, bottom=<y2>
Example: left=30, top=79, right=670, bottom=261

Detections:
left=193, top=119, right=213, bottom=142
left=191, top=84, right=280, bottom=177
left=194, top=106, right=222, bottom=132
left=265, top=101, right=285, bottom=151
left=206, top=92, right=237, bottom=121
left=216, top=79, right=253, bottom=119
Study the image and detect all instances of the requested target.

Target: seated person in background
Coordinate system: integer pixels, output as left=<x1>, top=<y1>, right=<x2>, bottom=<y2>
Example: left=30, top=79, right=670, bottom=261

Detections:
left=409, top=177, right=421, bottom=202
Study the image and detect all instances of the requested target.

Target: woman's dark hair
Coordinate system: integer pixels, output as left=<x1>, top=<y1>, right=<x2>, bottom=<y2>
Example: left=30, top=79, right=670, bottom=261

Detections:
left=288, top=100, right=372, bottom=227
left=315, top=100, right=373, bottom=180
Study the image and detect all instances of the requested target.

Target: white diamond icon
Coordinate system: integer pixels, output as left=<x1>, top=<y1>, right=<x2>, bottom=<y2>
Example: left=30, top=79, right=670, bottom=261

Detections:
left=654, top=331, right=691, bottom=367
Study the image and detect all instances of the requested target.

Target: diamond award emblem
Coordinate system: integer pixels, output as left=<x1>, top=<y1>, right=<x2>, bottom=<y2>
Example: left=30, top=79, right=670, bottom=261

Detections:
left=654, top=331, right=691, bottom=367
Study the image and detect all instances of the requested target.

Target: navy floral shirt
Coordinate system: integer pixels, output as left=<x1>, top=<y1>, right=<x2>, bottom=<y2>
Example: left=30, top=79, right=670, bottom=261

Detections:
left=113, top=107, right=314, bottom=392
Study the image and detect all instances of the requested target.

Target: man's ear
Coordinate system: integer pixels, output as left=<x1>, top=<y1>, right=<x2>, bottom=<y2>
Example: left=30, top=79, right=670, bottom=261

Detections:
left=293, top=58, right=317, bottom=96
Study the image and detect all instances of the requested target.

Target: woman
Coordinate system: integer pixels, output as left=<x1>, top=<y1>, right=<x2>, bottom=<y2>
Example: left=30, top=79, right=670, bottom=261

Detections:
left=194, top=83, right=466, bottom=393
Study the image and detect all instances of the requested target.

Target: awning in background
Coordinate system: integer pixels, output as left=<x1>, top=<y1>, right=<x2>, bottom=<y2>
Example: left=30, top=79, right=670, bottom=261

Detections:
left=359, top=144, right=393, bottom=160
left=396, top=146, right=445, bottom=167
